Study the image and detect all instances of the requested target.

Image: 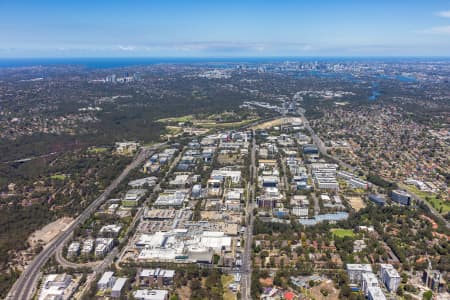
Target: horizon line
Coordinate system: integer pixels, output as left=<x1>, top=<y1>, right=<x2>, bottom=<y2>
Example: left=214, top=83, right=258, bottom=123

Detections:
left=2, top=55, right=450, bottom=60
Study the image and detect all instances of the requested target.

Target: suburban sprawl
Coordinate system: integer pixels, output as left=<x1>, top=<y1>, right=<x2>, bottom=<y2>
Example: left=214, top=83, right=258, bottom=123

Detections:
left=0, top=59, right=449, bottom=300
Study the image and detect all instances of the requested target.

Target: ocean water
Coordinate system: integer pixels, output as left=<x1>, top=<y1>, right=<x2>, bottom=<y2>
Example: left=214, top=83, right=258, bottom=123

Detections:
left=1, top=56, right=448, bottom=69
left=369, top=90, right=381, bottom=101
left=368, top=81, right=380, bottom=100
left=0, top=57, right=237, bottom=68
left=0, top=57, right=319, bottom=69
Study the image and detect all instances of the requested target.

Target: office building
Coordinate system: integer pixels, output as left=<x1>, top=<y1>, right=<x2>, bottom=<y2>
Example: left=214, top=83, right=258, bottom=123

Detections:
left=122, top=189, right=147, bottom=207
left=368, top=194, right=386, bottom=206
left=95, top=238, right=114, bottom=257
left=98, top=271, right=115, bottom=290
left=133, top=289, right=169, bottom=300
left=129, top=177, right=158, bottom=188
left=99, top=224, right=122, bottom=238
left=139, top=269, right=175, bottom=287
left=346, top=264, right=373, bottom=283
left=38, top=273, right=73, bottom=300
left=260, top=176, right=279, bottom=188
left=422, top=269, right=445, bottom=293
left=191, top=184, right=202, bottom=199
left=211, top=168, right=241, bottom=184
left=111, top=278, right=127, bottom=298
left=81, top=239, right=94, bottom=255
left=367, top=286, right=386, bottom=300
left=380, top=264, right=401, bottom=292
left=154, top=190, right=187, bottom=207
left=303, top=144, right=319, bottom=154
left=391, top=190, right=412, bottom=206
left=67, top=242, right=80, bottom=257
left=315, top=177, right=339, bottom=190
left=362, top=272, right=379, bottom=296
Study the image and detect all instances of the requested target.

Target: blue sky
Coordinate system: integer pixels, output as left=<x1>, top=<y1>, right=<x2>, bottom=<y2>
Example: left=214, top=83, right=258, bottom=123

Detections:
left=1, top=0, right=450, bottom=57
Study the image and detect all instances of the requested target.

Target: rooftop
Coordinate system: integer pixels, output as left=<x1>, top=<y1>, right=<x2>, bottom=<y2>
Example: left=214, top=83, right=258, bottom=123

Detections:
left=133, top=289, right=169, bottom=300
left=347, top=264, right=373, bottom=272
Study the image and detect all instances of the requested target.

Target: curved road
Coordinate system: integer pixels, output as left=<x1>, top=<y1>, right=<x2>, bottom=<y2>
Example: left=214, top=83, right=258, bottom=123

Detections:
left=55, top=244, right=100, bottom=269
left=7, top=143, right=164, bottom=300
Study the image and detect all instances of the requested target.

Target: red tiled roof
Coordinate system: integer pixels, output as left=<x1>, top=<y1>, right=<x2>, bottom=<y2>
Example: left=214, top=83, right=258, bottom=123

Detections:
left=284, top=291, right=295, bottom=300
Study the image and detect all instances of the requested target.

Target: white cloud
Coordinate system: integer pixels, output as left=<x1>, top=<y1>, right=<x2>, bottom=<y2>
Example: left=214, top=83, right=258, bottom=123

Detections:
left=436, top=10, right=450, bottom=18
left=421, top=25, right=450, bottom=35
left=109, top=41, right=314, bottom=54
left=117, top=45, right=136, bottom=51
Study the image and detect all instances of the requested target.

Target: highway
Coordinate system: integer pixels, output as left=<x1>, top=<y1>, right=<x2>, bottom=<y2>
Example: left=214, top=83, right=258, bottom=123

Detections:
left=240, top=130, right=256, bottom=300
left=7, top=143, right=165, bottom=300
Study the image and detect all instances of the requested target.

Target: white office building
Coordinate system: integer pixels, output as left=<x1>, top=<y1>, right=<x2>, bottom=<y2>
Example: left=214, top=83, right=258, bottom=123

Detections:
left=362, top=272, right=379, bottom=296
left=99, top=224, right=122, bottom=238
left=291, top=206, right=309, bottom=218
left=98, top=271, right=115, bottom=290
left=39, top=274, right=73, bottom=300
left=346, top=264, right=373, bottom=283
left=154, top=190, right=188, bottom=207
left=133, top=289, right=169, bottom=300
left=368, top=286, right=387, bottom=300
left=380, top=264, right=401, bottom=292
left=129, top=177, right=158, bottom=188
left=349, top=177, right=369, bottom=189
left=95, top=238, right=114, bottom=257
left=81, top=239, right=94, bottom=255
left=211, top=168, right=241, bottom=184
left=315, top=177, right=339, bottom=190
left=67, top=242, right=80, bottom=257
left=111, top=277, right=127, bottom=298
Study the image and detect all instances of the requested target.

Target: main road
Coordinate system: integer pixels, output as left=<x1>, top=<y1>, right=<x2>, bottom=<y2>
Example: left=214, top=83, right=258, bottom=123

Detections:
left=7, top=143, right=165, bottom=300
left=240, top=130, right=256, bottom=300
left=297, top=108, right=355, bottom=171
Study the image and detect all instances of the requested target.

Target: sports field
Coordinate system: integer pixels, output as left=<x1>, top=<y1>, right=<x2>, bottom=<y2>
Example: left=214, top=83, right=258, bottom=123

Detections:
left=331, top=228, right=355, bottom=238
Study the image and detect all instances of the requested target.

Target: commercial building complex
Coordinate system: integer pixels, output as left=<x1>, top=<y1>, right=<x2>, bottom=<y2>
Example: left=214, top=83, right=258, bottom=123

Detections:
left=38, top=274, right=73, bottom=300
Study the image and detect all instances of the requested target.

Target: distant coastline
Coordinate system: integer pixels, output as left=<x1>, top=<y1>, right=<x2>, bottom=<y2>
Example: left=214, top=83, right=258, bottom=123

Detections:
left=1, top=56, right=450, bottom=69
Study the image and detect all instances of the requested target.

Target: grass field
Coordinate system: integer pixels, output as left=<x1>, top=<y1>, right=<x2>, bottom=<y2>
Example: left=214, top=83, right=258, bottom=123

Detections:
left=158, top=113, right=259, bottom=129
left=331, top=228, right=355, bottom=238
left=251, top=117, right=302, bottom=130
left=157, top=114, right=194, bottom=123
left=50, top=174, right=66, bottom=180
left=165, top=126, right=183, bottom=135
left=428, top=198, right=450, bottom=213
left=88, top=147, right=108, bottom=153
left=143, top=141, right=160, bottom=147
left=221, top=275, right=237, bottom=300
left=195, top=118, right=259, bottom=129
left=403, top=185, right=450, bottom=214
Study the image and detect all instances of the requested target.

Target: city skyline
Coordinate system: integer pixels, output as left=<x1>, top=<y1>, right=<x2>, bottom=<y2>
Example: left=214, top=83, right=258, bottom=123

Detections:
left=2, top=0, right=450, bottom=57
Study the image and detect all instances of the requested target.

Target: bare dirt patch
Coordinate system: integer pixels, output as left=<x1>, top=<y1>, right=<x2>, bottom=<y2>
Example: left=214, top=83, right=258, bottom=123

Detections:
left=347, top=196, right=365, bottom=211
left=28, top=217, right=73, bottom=248
left=309, top=280, right=340, bottom=300
left=177, top=286, right=191, bottom=300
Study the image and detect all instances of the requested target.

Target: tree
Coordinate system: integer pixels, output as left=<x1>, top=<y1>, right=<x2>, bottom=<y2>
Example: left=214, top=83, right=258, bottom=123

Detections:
left=422, top=290, right=432, bottom=300
left=339, top=284, right=351, bottom=298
